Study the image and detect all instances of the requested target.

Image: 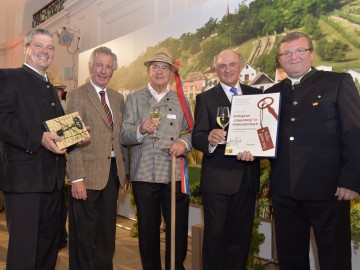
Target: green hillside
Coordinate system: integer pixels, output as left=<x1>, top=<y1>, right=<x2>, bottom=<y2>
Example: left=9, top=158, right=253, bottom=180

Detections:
left=109, top=0, right=360, bottom=91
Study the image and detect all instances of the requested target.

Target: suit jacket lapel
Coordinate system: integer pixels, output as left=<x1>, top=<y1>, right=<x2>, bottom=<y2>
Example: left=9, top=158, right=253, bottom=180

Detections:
left=86, top=82, right=110, bottom=129
left=241, top=83, right=252, bottom=95
left=214, top=84, right=231, bottom=107
left=145, top=87, right=158, bottom=107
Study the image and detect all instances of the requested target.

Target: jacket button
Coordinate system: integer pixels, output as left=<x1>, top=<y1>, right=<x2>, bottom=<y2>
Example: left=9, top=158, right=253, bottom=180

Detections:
left=289, top=137, right=294, bottom=141
left=293, top=101, right=298, bottom=105
left=290, top=117, right=295, bottom=121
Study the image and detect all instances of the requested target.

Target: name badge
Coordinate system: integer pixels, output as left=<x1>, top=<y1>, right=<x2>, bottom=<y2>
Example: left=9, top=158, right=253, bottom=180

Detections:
left=167, top=114, right=176, bottom=119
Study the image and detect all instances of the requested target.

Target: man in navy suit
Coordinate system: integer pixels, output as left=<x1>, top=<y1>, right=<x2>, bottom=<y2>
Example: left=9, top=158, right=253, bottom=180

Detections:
left=0, top=28, right=67, bottom=269
left=266, top=32, right=360, bottom=270
left=192, top=49, right=261, bottom=270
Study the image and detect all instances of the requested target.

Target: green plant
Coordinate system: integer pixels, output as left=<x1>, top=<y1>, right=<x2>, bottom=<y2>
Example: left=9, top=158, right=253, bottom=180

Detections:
left=351, top=197, right=360, bottom=250
left=247, top=216, right=265, bottom=270
left=129, top=189, right=139, bottom=238
left=189, top=182, right=202, bottom=205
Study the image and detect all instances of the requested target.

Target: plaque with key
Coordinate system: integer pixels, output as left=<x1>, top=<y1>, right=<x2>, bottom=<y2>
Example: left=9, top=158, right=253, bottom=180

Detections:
left=44, top=112, right=90, bottom=149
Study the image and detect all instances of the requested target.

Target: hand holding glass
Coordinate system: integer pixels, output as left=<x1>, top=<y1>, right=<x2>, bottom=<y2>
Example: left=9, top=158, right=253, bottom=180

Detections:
left=149, top=106, right=162, bottom=140
left=216, top=107, right=230, bottom=144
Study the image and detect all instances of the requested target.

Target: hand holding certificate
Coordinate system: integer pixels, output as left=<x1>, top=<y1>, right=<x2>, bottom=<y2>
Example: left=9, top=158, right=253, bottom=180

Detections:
left=225, top=93, right=281, bottom=157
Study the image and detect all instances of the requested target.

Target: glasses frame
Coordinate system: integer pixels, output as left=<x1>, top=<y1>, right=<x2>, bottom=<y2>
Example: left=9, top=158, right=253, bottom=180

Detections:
left=278, top=48, right=312, bottom=58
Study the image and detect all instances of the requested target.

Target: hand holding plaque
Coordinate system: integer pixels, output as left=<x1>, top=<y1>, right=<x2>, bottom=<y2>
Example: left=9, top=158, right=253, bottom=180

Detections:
left=44, top=112, right=90, bottom=149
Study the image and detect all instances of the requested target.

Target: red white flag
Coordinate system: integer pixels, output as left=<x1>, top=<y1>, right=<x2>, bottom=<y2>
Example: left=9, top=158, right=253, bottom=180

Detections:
left=225, top=2, right=230, bottom=16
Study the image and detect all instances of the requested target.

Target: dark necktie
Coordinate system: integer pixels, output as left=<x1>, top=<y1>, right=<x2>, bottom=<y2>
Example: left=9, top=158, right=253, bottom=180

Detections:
left=230, top=87, right=238, bottom=96
left=99, top=91, right=114, bottom=131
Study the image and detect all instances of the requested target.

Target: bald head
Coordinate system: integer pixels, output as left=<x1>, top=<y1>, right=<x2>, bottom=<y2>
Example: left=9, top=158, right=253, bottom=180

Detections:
left=214, top=50, right=242, bottom=87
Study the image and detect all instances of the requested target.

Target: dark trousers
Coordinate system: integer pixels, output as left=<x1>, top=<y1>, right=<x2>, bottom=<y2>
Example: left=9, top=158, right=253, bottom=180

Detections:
left=132, top=181, right=189, bottom=270
left=272, top=194, right=351, bottom=270
left=69, top=159, right=120, bottom=270
left=60, top=190, right=68, bottom=246
left=4, top=189, right=62, bottom=270
left=202, top=177, right=256, bottom=270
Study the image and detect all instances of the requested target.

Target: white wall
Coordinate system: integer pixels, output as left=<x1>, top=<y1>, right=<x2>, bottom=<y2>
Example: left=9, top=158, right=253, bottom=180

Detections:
left=0, top=0, right=208, bottom=89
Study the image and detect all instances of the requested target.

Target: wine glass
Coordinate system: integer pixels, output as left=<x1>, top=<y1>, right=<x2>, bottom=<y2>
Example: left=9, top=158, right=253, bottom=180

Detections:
left=216, top=107, right=230, bottom=144
left=149, top=106, right=162, bottom=140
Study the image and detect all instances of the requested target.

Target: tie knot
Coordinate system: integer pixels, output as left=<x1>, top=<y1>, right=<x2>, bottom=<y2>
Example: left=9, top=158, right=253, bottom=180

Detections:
left=99, top=91, right=105, bottom=98
left=230, top=87, right=238, bottom=96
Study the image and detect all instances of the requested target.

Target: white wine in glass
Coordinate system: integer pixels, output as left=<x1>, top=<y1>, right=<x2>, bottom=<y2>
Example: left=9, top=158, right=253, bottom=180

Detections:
left=216, top=107, right=230, bottom=144
left=149, top=106, right=162, bottom=140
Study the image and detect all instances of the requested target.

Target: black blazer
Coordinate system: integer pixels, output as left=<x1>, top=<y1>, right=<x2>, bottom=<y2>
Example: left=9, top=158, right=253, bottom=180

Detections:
left=192, top=83, right=261, bottom=195
left=266, top=70, right=360, bottom=200
left=0, top=65, right=66, bottom=192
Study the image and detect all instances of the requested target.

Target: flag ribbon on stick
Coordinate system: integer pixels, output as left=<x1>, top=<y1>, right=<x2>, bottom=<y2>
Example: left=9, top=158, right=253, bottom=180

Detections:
left=173, top=61, right=193, bottom=195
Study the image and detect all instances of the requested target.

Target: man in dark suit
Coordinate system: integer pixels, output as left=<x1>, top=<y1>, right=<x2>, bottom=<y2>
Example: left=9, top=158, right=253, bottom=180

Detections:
left=192, top=49, right=261, bottom=270
left=66, top=46, right=127, bottom=270
left=265, top=32, right=360, bottom=270
left=0, top=28, right=67, bottom=269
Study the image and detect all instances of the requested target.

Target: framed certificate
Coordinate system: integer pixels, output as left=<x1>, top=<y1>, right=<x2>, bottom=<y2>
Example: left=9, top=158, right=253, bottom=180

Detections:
left=225, top=93, right=281, bottom=157
left=44, top=112, right=90, bottom=149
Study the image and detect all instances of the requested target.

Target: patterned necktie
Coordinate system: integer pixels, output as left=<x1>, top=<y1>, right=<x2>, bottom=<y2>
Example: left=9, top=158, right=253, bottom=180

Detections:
left=99, top=91, right=114, bottom=131
left=230, top=87, right=238, bottom=96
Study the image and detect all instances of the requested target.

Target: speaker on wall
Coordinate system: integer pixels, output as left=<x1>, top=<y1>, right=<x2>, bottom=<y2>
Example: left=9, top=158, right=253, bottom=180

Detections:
left=57, top=27, right=74, bottom=45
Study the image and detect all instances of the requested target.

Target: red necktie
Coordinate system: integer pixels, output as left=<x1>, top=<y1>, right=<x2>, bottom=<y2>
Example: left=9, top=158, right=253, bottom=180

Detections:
left=99, top=91, right=114, bottom=131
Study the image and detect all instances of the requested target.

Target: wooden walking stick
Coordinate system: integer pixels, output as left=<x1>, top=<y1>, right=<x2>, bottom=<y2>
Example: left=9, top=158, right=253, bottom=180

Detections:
left=171, top=156, right=176, bottom=270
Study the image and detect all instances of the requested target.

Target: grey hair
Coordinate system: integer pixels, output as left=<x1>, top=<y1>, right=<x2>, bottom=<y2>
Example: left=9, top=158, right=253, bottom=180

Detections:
left=88, top=46, right=118, bottom=71
left=279, top=32, right=314, bottom=52
left=24, top=28, right=53, bottom=47
left=213, top=49, right=243, bottom=66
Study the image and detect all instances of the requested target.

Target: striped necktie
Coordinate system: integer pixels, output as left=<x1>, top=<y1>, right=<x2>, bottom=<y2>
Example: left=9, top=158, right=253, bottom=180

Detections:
left=99, top=91, right=114, bottom=131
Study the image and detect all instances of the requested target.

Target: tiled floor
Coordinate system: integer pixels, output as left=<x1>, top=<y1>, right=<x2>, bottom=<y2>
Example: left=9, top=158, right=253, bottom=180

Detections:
left=0, top=210, right=279, bottom=269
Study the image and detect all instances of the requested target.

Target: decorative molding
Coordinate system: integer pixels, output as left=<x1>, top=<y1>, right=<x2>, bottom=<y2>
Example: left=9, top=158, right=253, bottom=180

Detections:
left=32, top=0, right=66, bottom=28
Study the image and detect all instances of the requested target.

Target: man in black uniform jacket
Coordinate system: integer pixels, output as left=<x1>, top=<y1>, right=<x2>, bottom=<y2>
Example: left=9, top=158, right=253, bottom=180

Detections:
left=266, top=32, right=360, bottom=270
left=0, top=28, right=67, bottom=270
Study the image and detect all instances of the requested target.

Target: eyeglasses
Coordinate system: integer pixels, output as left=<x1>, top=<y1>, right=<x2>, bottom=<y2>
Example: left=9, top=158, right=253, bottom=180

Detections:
left=150, top=64, right=171, bottom=72
left=278, top=48, right=312, bottom=58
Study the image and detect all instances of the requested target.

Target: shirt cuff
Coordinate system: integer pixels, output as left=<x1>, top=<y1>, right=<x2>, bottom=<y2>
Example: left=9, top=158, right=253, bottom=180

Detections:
left=178, top=139, right=190, bottom=151
left=71, top=179, right=84, bottom=184
left=136, top=125, right=147, bottom=142
left=208, top=144, right=217, bottom=153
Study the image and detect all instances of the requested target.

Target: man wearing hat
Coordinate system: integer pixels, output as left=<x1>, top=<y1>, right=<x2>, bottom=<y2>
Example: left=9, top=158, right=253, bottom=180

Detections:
left=121, top=47, right=192, bottom=270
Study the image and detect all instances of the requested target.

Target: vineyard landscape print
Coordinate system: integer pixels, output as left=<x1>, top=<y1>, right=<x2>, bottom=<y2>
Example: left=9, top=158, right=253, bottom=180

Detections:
left=78, top=0, right=360, bottom=178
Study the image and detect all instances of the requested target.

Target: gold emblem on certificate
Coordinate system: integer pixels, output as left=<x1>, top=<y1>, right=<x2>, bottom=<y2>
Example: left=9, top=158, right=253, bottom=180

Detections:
left=44, top=112, right=90, bottom=149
